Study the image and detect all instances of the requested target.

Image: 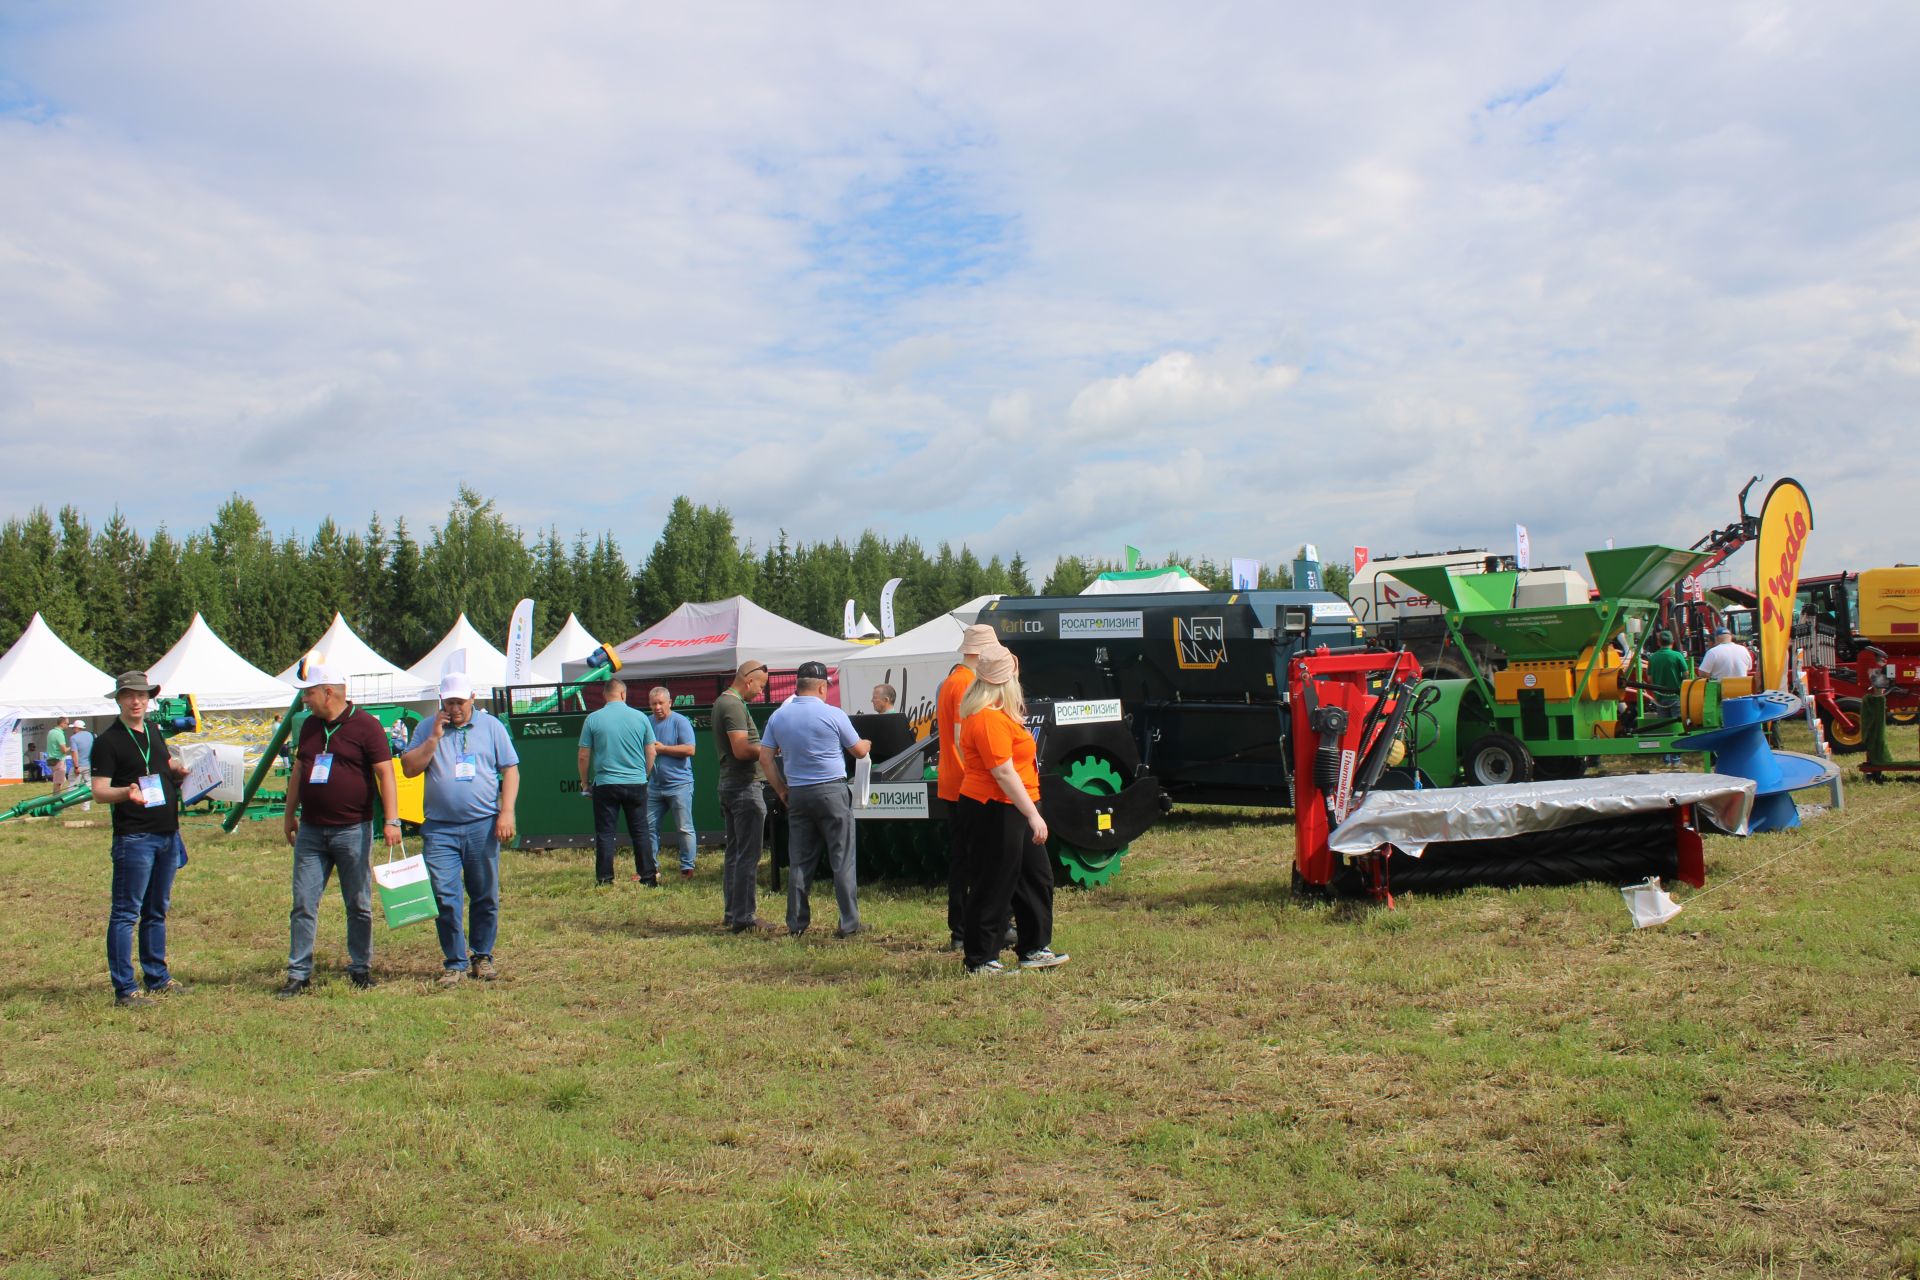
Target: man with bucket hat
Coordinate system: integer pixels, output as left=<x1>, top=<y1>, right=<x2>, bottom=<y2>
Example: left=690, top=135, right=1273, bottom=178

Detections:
left=89, top=671, right=192, bottom=1008
left=279, top=661, right=401, bottom=997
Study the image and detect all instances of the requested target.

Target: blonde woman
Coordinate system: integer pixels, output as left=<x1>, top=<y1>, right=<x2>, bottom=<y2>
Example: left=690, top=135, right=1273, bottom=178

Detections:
left=955, top=644, right=1069, bottom=975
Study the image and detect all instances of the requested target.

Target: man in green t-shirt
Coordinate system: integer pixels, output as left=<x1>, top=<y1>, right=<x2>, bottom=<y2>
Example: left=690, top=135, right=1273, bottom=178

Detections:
left=714, top=660, right=772, bottom=932
left=1644, top=630, right=1693, bottom=762
left=45, top=722, right=69, bottom=792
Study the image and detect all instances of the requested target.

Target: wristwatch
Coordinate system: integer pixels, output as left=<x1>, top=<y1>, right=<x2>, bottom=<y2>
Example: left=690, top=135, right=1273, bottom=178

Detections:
left=384, top=819, right=401, bottom=827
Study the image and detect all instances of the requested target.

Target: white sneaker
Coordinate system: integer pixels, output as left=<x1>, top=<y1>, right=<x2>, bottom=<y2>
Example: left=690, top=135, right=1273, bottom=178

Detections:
left=967, top=960, right=1018, bottom=977
left=1019, top=949, right=1070, bottom=970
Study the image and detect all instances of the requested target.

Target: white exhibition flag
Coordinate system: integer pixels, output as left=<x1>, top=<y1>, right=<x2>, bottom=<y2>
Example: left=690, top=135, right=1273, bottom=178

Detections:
left=1230, top=558, right=1260, bottom=590
left=1515, top=524, right=1532, bottom=570
left=505, top=598, right=536, bottom=687
left=843, top=599, right=857, bottom=639
left=880, top=577, right=903, bottom=638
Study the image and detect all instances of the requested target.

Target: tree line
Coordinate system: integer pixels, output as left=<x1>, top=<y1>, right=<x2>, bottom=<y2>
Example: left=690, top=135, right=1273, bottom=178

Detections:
left=0, top=487, right=1343, bottom=675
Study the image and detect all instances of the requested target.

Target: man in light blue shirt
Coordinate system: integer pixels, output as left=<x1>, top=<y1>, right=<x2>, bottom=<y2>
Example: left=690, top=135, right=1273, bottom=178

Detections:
left=577, top=679, right=658, bottom=885
left=759, top=662, right=871, bottom=937
left=646, top=686, right=699, bottom=878
left=400, top=672, right=520, bottom=985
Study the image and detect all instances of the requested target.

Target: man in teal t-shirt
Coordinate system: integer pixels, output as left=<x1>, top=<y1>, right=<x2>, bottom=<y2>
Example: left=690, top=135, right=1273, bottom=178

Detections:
left=578, top=679, right=658, bottom=885
left=1644, top=630, right=1693, bottom=762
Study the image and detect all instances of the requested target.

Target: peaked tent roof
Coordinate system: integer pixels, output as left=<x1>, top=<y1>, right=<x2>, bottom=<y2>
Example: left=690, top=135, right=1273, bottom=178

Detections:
left=1080, top=566, right=1209, bottom=594
left=278, top=613, right=438, bottom=702
left=822, top=595, right=1001, bottom=736
left=407, top=614, right=509, bottom=695
left=532, top=613, right=602, bottom=683
left=0, top=613, right=117, bottom=717
left=612, top=596, right=862, bottom=678
left=148, top=613, right=297, bottom=710
left=846, top=611, right=882, bottom=640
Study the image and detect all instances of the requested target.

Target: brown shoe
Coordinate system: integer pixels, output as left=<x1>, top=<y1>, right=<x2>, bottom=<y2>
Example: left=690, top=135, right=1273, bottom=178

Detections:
left=472, top=957, right=498, bottom=981
left=436, top=969, right=465, bottom=988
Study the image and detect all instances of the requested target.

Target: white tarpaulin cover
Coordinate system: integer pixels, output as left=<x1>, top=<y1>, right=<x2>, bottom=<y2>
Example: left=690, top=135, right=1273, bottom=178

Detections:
left=148, top=613, right=296, bottom=711
left=835, top=595, right=1000, bottom=740
left=407, top=614, right=508, bottom=695
left=612, top=596, right=860, bottom=679
left=279, top=613, right=437, bottom=702
left=1329, top=774, right=1757, bottom=858
left=1080, top=567, right=1210, bottom=595
left=0, top=612, right=117, bottom=718
left=532, top=613, right=601, bottom=683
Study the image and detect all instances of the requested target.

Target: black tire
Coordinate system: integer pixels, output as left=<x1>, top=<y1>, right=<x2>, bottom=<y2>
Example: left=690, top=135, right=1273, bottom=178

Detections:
left=1464, top=732, right=1534, bottom=786
left=1533, top=754, right=1588, bottom=782
left=1424, top=654, right=1474, bottom=682
left=1823, top=696, right=1866, bottom=754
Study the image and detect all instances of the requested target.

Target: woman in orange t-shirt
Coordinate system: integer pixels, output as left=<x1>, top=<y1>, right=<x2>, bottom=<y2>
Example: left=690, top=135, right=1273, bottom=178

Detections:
left=955, top=644, right=1068, bottom=975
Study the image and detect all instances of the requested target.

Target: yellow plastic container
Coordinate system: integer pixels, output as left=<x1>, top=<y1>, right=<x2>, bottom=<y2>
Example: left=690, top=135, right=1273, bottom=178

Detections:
left=1856, top=567, right=1920, bottom=643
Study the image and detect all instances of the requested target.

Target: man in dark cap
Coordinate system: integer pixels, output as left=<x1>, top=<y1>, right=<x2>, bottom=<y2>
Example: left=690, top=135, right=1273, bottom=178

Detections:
left=89, top=671, right=192, bottom=1008
left=758, top=661, right=871, bottom=937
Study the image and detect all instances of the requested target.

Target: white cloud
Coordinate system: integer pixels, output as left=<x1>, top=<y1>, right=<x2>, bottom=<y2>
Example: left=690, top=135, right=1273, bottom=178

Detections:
left=1067, top=353, right=1300, bottom=432
left=0, top=1, right=1915, bottom=580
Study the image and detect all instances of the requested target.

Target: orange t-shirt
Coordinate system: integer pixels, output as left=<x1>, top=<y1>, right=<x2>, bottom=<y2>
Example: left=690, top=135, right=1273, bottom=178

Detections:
left=935, top=664, right=976, bottom=802
left=958, top=706, right=1040, bottom=804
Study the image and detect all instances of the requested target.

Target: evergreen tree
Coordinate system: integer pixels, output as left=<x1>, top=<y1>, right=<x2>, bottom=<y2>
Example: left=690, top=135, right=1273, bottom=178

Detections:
left=379, top=518, right=431, bottom=663
left=1007, top=552, right=1033, bottom=595
left=1042, top=555, right=1095, bottom=596
left=634, top=498, right=754, bottom=625
left=420, top=486, right=535, bottom=638
left=92, top=510, right=147, bottom=672
left=576, top=533, right=632, bottom=643
left=531, top=527, right=577, bottom=635
left=133, top=529, right=196, bottom=666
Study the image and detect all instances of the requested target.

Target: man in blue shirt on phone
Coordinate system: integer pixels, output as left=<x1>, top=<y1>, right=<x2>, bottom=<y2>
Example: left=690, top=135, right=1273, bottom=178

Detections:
left=401, top=671, right=520, bottom=986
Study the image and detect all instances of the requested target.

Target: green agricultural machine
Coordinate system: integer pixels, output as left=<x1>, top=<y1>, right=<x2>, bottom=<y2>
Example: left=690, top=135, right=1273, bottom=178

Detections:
left=1388, top=544, right=1755, bottom=786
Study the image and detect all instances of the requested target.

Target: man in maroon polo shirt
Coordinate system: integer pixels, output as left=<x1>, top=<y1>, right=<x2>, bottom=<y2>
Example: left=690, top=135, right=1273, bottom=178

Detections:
left=278, top=662, right=401, bottom=997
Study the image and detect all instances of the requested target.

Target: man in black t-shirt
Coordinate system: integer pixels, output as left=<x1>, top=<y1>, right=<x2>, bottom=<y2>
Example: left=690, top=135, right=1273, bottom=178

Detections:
left=90, top=671, right=192, bottom=1009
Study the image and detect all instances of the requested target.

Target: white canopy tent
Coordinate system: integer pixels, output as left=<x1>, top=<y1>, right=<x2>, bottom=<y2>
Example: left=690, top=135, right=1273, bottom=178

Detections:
left=532, top=613, right=602, bottom=683
left=148, top=613, right=296, bottom=711
left=834, top=595, right=999, bottom=739
left=0, top=613, right=116, bottom=782
left=407, top=614, right=509, bottom=696
left=278, top=613, right=437, bottom=703
left=612, top=597, right=861, bottom=681
left=1080, top=566, right=1210, bottom=594
left=0, top=612, right=118, bottom=718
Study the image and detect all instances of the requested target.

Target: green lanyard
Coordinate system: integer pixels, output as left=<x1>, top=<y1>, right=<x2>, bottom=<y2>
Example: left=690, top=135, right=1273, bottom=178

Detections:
left=458, top=726, right=470, bottom=755
left=318, top=709, right=351, bottom=753
left=124, top=720, right=155, bottom=773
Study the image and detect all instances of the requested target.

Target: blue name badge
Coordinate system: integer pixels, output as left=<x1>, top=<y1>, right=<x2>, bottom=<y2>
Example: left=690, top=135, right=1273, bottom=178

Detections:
left=455, top=754, right=478, bottom=781
left=309, top=753, right=334, bottom=785
left=138, top=773, right=166, bottom=809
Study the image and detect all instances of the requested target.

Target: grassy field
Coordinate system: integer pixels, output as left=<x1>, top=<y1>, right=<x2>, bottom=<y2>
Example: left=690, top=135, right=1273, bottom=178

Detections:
left=1, top=756, right=1916, bottom=1279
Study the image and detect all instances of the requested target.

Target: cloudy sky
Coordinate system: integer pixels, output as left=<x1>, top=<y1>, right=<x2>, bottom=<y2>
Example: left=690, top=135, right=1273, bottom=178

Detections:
left=2, top=1, right=1916, bottom=582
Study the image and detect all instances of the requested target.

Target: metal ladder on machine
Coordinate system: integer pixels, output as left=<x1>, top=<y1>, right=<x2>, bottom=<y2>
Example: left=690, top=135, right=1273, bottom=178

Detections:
left=1790, top=645, right=1844, bottom=811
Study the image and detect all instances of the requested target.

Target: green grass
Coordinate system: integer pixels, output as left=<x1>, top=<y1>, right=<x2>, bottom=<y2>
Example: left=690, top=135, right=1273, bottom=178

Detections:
left=1, top=756, right=1916, bottom=1279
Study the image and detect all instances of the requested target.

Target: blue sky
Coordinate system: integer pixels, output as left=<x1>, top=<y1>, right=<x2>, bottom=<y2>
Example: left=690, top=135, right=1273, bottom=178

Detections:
left=1, top=1, right=1917, bottom=583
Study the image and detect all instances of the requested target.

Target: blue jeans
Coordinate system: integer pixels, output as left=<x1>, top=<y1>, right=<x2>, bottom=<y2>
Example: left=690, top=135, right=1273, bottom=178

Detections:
left=420, top=815, right=500, bottom=971
left=649, top=785, right=697, bottom=872
left=288, top=821, right=374, bottom=980
left=107, top=832, right=184, bottom=997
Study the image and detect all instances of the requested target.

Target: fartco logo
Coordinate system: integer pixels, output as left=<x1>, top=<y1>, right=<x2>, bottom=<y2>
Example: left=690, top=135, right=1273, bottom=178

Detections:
left=1175, top=616, right=1226, bottom=670
left=1000, top=618, right=1044, bottom=634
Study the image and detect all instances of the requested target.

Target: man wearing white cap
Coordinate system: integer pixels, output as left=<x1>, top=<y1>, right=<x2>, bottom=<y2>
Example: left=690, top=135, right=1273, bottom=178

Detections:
left=279, top=662, right=400, bottom=997
left=401, top=672, right=520, bottom=986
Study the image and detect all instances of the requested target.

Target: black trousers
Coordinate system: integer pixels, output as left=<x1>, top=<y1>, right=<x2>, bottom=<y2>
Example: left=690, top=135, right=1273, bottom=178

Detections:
left=592, top=782, right=653, bottom=883
left=945, top=805, right=968, bottom=941
left=957, top=796, right=1052, bottom=968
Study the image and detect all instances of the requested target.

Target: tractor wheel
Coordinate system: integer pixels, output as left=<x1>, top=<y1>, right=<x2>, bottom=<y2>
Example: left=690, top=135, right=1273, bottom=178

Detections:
left=1464, top=732, right=1534, bottom=786
left=1533, top=754, right=1588, bottom=782
left=1823, top=697, right=1866, bottom=754
left=1050, top=751, right=1130, bottom=888
left=1423, top=654, right=1473, bottom=682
